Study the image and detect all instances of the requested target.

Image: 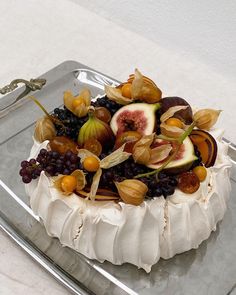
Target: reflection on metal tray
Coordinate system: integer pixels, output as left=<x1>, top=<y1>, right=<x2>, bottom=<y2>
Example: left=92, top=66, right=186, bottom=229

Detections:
left=0, top=61, right=236, bottom=295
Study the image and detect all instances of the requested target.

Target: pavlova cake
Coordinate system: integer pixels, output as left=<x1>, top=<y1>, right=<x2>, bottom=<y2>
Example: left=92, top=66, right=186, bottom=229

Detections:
left=19, top=69, right=232, bottom=272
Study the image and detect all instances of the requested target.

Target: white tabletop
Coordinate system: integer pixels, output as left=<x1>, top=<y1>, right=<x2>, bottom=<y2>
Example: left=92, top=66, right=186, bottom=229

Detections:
left=0, top=0, right=236, bottom=294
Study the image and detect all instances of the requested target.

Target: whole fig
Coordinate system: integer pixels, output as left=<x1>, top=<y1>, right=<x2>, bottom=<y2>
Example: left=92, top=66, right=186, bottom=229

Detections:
left=160, top=97, right=193, bottom=124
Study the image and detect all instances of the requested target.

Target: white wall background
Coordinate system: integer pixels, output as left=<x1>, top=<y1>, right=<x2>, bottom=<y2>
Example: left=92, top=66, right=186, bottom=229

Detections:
left=73, top=0, right=236, bottom=80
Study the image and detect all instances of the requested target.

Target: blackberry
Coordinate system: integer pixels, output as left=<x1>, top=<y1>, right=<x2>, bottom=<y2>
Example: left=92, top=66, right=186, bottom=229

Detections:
left=162, top=186, right=175, bottom=198
left=52, top=106, right=88, bottom=141
left=169, top=177, right=178, bottom=187
left=153, top=186, right=163, bottom=197
left=93, top=95, right=122, bottom=115
left=96, top=155, right=179, bottom=198
left=191, top=145, right=203, bottom=168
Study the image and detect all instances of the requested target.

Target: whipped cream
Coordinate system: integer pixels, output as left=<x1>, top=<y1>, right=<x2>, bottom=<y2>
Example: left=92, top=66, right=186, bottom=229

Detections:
left=25, top=132, right=232, bottom=272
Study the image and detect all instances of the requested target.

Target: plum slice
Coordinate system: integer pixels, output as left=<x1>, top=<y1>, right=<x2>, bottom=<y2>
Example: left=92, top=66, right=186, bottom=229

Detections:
left=189, top=129, right=217, bottom=167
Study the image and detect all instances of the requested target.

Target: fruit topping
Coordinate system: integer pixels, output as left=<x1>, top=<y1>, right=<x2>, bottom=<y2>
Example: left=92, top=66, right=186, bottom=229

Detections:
left=105, top=69, right=162, bottom=105
left=121, top=83, right=132, bottom=98
left=83, top=156, right=100, bottom=172
left=193, top=109, right=221, bottom=130
left=147, top=137, right=197, bottom=174
left=19, top=149, right=82, bottom=184
left=63, top=88, right=91, bottom=117
left=52, top=107, right=88, bottom=141
left=160, top=105, right=189, bottom=138
left=20, top=68, right=222, bottom=202
left=78, top=108, right=114, bottom=149
left=115, top=179, right=148, bottom=206
left=110, top=103, right=159, bottom=136
left=94, top=107, right=111, bottom=123
left=60, top=175, right=77, bottom=193
left=114, top=131, right=142, bottom=152
left=78, top=145, right=131, bottom=200
left=49, top=136, right=78, bottom=154
left=177, top=171, right=200, bottom=194
left=84, top=138, right=102, bottom=156
left=189, top=129, right=217, bottom=167
left=132, top=134, right=154, bottom=165
left=160, top=97, right=193, bottom=124
left=78, top=188, right=120, bottom=201
left=149, top=143, right=173, bottom=165
left=92, top=96, right=122, bottom=116
left=34, top=116, right=56, bottom=143
left=193, top=166, right=207, bottom=182
left=54, top=169, right=86, bottom=195
left=129, top=69, right=162, bottom=104
left=19, top=159, right=42, bottom=183
left=165, top=117, right=184, bottom=129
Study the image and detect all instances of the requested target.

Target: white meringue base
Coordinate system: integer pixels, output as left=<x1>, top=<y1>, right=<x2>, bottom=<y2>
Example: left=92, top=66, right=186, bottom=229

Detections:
left=25, top=132, right=232, bottom=273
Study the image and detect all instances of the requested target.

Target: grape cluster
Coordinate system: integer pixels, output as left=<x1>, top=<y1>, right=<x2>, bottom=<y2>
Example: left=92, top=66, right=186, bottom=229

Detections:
left=92, top=96, right=122, bottom=115
left=19, top=149, right=82, bottom=184
left=52, top=107, right=88, bottom=141
left=19, top=159, right=43, bottom=183
left=99, top=158, right=178, bottom=198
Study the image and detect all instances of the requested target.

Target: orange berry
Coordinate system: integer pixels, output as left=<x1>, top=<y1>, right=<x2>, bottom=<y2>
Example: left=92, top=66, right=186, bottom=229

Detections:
left=121, top=83, right=132, bottom=99
left=193, top=166, right=207, bottom=182
left=165, top=117, right=183, bottom=128
left=83, top=156, right=100, bottom=172
left=72, top=97, right=84, bottom=108
left=84, top=138, right=102, bottom=156
left=178, top=171, right=200, bottom=194
left=61, top=175, right=77, bottom=193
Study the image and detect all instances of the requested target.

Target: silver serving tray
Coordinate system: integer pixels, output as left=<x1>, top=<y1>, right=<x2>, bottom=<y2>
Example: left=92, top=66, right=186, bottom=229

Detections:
left=0, top=61, right=236, bottom=295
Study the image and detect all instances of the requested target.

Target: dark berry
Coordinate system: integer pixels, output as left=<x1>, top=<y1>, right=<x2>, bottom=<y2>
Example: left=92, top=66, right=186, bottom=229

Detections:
left=70, top=154, right=78, bottom=164
left=162, top=186, right=175, bottom=197
left=22, top=175, right=32, bottom=183
left=169, top=178, right=178, bottom=187
left=158, top=171, right=167, bottom=179
left=39, top=149, right=47, bottom=156
left=45, top=166, right=54, bottom=175
left=21, top=160, right=29, bottom=168
left=153, top=187, right=163, bottom=197
left=63, top=168, right=70, bottom=175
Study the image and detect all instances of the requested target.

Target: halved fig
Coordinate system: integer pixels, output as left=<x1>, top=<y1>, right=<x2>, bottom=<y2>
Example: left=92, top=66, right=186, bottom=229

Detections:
left=147, top=137, right=197, bottom=174
left=160, top=97, right=193, bottom=124
left=189, top=129, right=217, bottom=167
left=110, top=103, right=159, bottom=136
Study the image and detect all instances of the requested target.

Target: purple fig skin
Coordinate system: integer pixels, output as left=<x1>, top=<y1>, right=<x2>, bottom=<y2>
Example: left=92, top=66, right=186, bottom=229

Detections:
left=160, top=97, right=193, bottom=124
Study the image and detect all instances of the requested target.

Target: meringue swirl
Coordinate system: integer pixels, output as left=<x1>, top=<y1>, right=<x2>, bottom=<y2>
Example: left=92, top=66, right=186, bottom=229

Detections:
left=25, top=130, right=232, bottom=272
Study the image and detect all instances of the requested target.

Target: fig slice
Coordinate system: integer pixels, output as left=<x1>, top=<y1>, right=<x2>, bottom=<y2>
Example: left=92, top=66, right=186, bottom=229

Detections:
left=189, top=129, right=217, bottom=167
left=147, top=137, right=197, bottom=174
left=110, top=103, right=159, bottom=136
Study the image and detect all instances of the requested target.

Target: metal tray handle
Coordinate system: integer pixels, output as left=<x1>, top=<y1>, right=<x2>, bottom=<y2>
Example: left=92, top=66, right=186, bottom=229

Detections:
left=0, top=78, right=46, bottom=112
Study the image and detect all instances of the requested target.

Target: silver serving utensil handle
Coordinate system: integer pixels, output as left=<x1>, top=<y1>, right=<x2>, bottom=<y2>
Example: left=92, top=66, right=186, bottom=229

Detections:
left=0, top=78, right=46, bottom=113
